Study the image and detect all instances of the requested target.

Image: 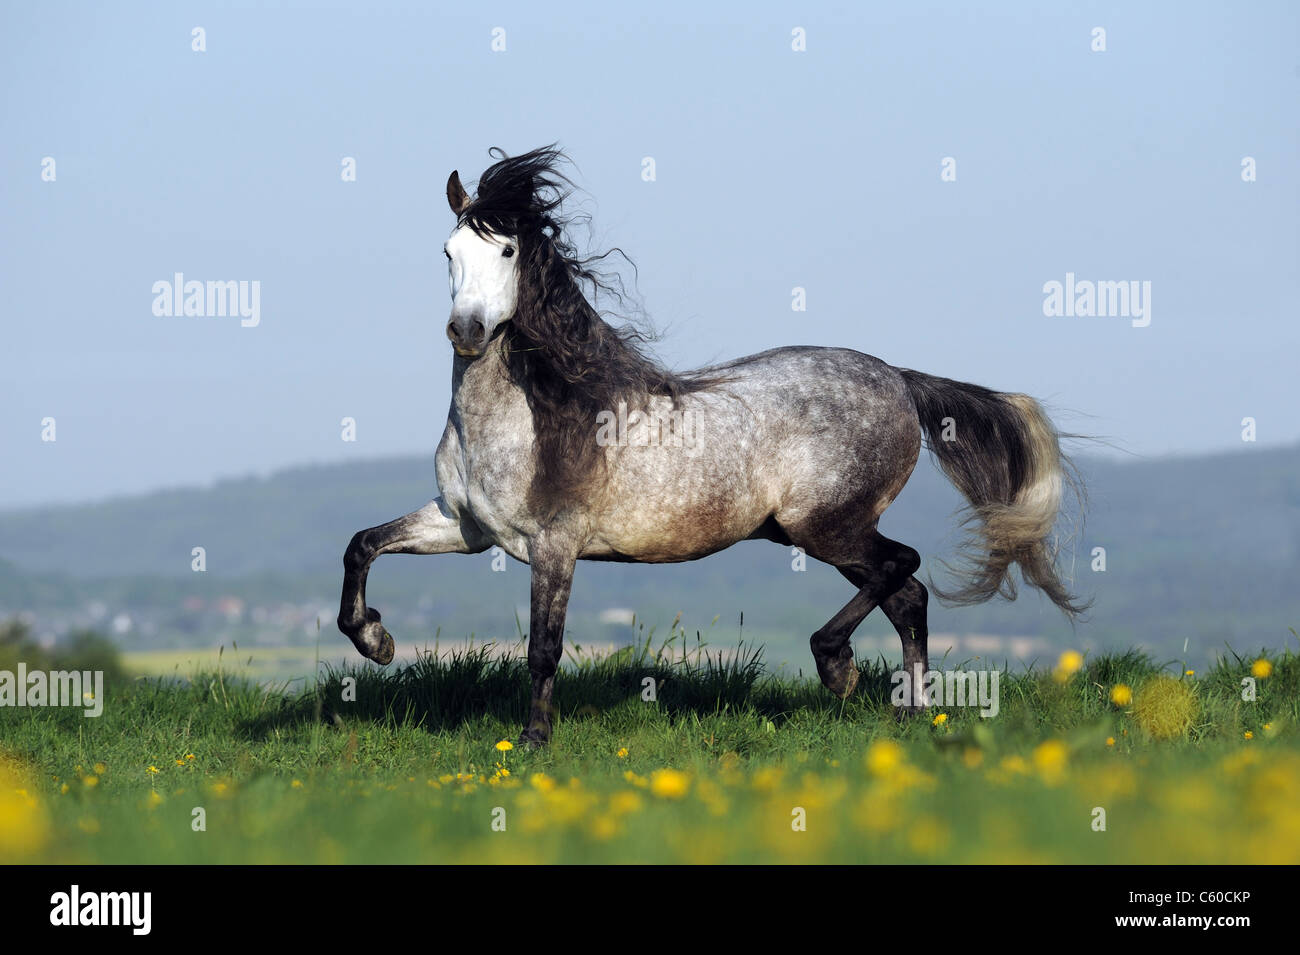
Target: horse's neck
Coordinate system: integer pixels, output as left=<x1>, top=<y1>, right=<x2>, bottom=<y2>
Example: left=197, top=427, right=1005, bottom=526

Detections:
left=450, top=337, right=531, bottom=430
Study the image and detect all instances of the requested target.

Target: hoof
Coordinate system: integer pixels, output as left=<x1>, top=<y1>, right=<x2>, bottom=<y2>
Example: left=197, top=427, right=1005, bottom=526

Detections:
left=816, top=653, right=860, bottom=700
left=340, top=607, right=395, bottom=665
left=517, top=726, right=550, bottom=749
left=357, top=619, right=395, bottom=665
left=836, top=662, right=860, bottom=700
left=368, top=629, right=395, bottom=665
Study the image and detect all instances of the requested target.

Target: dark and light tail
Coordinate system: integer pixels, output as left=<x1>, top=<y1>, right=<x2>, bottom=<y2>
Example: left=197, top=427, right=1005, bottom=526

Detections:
left=899, top=368, right=1087, bottom=618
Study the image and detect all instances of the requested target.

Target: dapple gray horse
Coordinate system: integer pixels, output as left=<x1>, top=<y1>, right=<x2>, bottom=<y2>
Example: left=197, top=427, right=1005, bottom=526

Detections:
left=338, top=147, right=1084, bottom=746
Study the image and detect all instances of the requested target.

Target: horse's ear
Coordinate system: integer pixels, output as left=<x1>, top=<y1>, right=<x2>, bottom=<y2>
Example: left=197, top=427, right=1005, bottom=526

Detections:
left=446, top=171, right=471, bottom=215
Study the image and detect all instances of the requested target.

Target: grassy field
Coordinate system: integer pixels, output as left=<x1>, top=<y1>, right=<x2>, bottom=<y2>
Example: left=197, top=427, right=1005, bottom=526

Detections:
left=2, top=634, right=1298, bottom=864
left=122, top=644, right=345, bottom=685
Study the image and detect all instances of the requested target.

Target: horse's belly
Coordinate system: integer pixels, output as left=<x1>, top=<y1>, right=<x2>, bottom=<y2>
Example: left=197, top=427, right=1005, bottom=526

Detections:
left=585, top=469, right=773, bottom=563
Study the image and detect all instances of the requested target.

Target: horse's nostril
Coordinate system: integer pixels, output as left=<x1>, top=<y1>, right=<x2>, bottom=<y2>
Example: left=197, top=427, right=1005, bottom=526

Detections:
left=447, top=316, right=484, bottom=349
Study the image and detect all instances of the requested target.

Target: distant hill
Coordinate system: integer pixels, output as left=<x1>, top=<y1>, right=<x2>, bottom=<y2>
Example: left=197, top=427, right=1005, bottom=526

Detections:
left=1, top=444, right=1297, bottom=667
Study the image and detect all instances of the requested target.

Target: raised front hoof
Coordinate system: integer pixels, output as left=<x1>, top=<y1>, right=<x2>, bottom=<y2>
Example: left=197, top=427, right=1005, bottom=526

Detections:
left=517, top=725, right=551, bottom=749
left=816, top=655, right=860, bottom=700
left=338, top=606, right=394, bottom=664
left=362, top=628, right=396, bottom=665
left=349, top=614, right=395, bottom=665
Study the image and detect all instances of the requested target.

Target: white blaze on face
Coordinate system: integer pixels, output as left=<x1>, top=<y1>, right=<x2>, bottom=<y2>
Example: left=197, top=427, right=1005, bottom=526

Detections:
left=444, top=223, right=519, bottom=345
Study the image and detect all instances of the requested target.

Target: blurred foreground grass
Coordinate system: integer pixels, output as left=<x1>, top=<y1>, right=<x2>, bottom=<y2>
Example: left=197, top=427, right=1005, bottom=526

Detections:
left=2, top=635, right=1297, bottom=863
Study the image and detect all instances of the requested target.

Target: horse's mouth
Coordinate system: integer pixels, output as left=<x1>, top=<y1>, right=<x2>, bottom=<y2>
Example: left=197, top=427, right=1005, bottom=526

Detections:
left=452, top=344, right=483, bottom=359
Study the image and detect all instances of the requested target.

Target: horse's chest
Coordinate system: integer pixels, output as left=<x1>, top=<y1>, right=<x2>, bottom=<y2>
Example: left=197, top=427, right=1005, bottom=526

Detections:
left=439, top=404, right=536, bottom=560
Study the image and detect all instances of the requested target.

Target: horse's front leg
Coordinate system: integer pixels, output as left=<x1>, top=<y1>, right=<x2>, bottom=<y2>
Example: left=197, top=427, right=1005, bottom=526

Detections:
left=519, top=538, right=577, bottom=747
left=337, top=497, right=484, bottom=663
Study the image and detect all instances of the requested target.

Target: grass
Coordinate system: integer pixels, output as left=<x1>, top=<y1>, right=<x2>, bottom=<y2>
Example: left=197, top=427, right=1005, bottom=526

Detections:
left=2, top=634, right=1298, bottom=864
left=122, top=645, right=339, bottom=683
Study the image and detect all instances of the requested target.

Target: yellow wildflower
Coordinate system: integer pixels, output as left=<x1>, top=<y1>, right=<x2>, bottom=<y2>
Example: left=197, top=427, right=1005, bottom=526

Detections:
left=1109, top=684, right=1132, bottom=706
left=1053, top=650, right=1084, bottom=682
left=649, top=768, right=691, bottom=799
left=1252, top=659, right=1273, bottom=679
left=0, top=763, right=49, bottom=854
left=1033, top=740, right=1068, bottom=784
left=865, top=740, right=904, bottom=778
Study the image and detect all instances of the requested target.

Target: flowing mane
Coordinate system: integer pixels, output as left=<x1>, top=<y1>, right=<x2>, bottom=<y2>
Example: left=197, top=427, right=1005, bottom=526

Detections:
left=459, top=146, right=724, bottom=516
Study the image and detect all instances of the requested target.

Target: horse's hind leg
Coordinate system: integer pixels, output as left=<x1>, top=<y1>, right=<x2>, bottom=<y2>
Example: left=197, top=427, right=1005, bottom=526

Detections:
left=881, top=577, right=930, bottom=713
left=808, top=587, right=875, bottom=699
left=805, top=530, right=921, bottom=699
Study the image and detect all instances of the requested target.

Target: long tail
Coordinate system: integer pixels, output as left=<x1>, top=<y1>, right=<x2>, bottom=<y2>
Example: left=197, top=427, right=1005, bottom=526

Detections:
left=899, top=368, right=1088, bottom=618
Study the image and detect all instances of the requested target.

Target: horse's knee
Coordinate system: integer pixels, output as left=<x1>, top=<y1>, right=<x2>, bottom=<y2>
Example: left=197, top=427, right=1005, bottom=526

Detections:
left=343, top=530, right=373, bottom=573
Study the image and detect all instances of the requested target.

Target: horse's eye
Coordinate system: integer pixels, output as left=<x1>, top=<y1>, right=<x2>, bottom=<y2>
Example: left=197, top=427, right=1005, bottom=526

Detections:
left=502, top=246, right=515, bottom=258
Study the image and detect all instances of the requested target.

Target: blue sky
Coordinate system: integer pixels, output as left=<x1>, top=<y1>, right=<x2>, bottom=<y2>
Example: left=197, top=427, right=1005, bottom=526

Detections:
left=2, top=0, right=1297, bottom=508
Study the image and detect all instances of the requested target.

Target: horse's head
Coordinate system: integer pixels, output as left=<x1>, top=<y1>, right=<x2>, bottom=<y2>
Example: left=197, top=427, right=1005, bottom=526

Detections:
left=443, top=169, right=519, bottom=358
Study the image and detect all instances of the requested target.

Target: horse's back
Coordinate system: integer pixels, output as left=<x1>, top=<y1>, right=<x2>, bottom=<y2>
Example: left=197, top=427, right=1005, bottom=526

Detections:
left=704, top=344, right=921, bottom=518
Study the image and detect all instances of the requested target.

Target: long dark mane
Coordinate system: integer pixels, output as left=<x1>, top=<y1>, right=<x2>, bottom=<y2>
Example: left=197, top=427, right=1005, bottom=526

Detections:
left=459, top=146, right=724, bottom=517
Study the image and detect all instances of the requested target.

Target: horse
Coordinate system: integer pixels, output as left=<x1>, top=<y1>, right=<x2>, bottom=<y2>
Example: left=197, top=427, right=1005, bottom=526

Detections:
left=337, top=146, right=1086, bottom=746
